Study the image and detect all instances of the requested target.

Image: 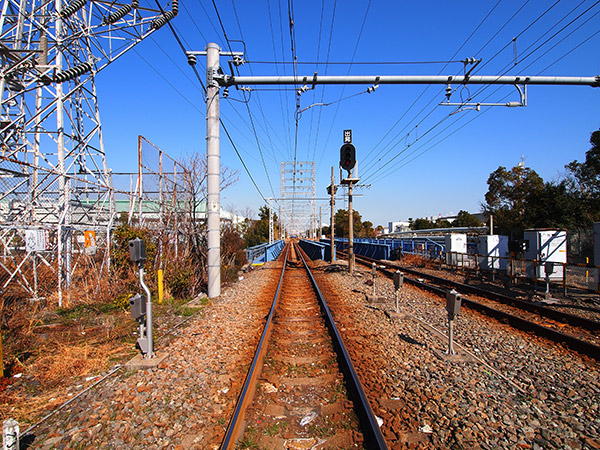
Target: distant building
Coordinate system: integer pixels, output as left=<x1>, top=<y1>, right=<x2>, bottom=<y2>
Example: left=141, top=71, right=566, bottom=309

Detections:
left=388, top=221, right=411, bottom=233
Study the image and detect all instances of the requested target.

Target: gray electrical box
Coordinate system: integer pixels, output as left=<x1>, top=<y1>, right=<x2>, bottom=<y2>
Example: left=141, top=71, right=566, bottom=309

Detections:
left=393, top=271, right=404, bottom=290
left=129, top=238, right=146, bottom=264
left=446, top=290, right=462, bottom=316
left=129, top=293, right=146, bottom=321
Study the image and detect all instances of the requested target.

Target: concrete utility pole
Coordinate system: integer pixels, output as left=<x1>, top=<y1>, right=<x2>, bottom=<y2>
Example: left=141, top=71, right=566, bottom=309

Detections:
left=341, top=175, right=359, bottom=274
left=206, top=43, right=221, bottom=298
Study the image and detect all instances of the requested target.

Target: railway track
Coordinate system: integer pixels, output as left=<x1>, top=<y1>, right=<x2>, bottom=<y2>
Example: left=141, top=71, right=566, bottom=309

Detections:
left=341, top=251, right=600, bottom=361
left=221, top=243, right=388, bottom=450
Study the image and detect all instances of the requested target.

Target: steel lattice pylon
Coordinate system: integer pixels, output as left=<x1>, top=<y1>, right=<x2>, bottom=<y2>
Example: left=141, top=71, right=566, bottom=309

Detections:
left=280, top=161, right=315, bottom=238
left=0, top=0, right=177, bottom=303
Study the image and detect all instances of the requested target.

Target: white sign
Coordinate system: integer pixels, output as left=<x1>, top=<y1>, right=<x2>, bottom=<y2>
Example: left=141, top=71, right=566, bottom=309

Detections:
left=25, top=230, right=49, bottom=252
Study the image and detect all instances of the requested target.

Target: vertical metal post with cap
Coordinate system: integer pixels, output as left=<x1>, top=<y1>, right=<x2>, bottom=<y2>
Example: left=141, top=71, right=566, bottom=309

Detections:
left=187, top=44, right=244, bottom=299
left=340, top=129, right=358, bottom=274
left=445, top=289, right=462, bottom=356
left=393, top=270, right=404, bottom=313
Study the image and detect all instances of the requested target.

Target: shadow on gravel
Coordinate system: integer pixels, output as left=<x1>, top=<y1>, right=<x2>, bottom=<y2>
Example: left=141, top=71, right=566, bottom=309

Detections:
left=19, top=434, right=35, bottom=449
left=398, top=333, right=425, bottom=347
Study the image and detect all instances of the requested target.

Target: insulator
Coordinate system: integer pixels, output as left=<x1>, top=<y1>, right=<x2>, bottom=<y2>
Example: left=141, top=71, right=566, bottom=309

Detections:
left=151, top=10, right=175, bottom=29
left=54, top=61, right=93, bottom=83
left=61, top=0, right=87, bottom=18
left=187, top=54, right=197, bottom=66
left=105, top=4, right=132, bottom=24
left=132, top=0, right=138, bottom=7
left=171, top=0, right=178, bottom=15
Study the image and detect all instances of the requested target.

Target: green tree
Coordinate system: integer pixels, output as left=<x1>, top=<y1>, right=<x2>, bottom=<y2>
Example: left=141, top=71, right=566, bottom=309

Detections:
left=483, top=165, right=544, bottom=234
left=334, top=209, right=365, bottom=238
left=453, top=210, right=482, bottom=228
left=566, top=130, right=600, bottom=198
left=411, top=218, right=436, bottom=230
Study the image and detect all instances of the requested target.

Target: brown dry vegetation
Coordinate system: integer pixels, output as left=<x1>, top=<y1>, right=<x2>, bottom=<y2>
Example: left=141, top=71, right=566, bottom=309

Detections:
left=0, top=222, right=247, bottom=427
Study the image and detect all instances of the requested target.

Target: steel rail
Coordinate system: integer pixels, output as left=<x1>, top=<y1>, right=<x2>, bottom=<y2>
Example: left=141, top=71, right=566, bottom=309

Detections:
left=296, top=245, right=389, bottom=450
left=350, top=252, right=600, bottom=332
left=346, top=252, right=600, bottom=361
left=219, top=245, right=290, bottom=450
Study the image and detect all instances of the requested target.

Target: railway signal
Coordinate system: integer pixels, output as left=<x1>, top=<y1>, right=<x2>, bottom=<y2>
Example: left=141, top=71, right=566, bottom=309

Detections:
left=340, top=143, right=356, bottom=173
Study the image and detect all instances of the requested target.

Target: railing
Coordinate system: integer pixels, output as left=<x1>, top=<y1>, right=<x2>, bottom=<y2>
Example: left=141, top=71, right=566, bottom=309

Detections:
left=298, top=239, right=327, bottom=261
left=245, top=240, right=285, bottom=265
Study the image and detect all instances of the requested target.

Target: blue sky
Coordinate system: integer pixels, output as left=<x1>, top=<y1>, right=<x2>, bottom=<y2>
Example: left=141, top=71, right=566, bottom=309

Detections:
left=96, top=0, right=600, bottom=227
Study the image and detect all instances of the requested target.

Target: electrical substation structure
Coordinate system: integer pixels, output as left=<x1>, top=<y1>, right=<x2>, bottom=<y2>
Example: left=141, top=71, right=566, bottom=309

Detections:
left=280, top=161, right=316, bottom=239
left=0, top=0, right=178, bottom=305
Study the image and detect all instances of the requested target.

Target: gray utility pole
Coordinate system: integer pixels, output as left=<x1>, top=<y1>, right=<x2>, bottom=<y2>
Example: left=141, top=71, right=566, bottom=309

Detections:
left=329, top=166, right=336, bottom=262
left=187, top=44, right=598, bottom=296
left=206, top=43, right=221, bottom=298
left=341, top=177, right=360, bottom=274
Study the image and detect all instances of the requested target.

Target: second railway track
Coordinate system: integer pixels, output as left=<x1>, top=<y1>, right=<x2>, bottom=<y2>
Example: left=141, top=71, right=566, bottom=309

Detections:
left=221, top=242, right=387, bottom=449
left=340, top=251, right=600, bottom=361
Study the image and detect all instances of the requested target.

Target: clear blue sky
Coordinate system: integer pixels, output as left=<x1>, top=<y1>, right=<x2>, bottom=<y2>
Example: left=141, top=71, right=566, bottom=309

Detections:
left=97, top=0, right=600, bottom=227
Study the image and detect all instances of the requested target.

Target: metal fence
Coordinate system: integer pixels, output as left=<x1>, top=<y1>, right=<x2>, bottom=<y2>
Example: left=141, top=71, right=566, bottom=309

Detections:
left=445, top=251, right=600, bottom=293
left=0, top=137, right=196, bottom=308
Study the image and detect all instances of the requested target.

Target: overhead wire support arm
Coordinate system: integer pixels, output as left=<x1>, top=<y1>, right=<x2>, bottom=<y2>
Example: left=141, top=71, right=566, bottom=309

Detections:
left=216, top=74, right=600, bottom=88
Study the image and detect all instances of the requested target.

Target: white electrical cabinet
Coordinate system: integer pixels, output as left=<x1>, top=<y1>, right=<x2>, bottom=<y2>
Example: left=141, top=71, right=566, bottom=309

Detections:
left=445, top=233, right=467, bottom=266
left=477, top=235, right=509, bottom=271
left=524, top=229, right=567, bottom=280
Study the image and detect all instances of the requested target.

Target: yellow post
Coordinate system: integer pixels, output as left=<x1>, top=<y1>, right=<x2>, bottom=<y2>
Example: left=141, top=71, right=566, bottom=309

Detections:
left=158, top=269, right=164, bottom=304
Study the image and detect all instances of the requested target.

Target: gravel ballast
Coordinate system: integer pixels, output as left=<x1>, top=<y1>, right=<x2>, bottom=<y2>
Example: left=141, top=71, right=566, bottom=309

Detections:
left=21, top=258, right=600, bottom=449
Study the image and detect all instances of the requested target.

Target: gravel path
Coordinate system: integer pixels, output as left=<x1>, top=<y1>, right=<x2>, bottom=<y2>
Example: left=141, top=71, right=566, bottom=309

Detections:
left=23, top=257, right=600, bottom=450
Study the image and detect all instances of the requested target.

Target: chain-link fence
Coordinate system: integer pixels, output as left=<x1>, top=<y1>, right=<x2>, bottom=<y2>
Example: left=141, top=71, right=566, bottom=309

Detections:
left=0, top=136, right=197, bottom=309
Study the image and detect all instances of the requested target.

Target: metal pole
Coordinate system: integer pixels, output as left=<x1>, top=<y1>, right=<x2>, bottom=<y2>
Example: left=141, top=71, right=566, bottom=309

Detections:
left=139, top=266, right=153, bottom=358
left=447, top=317, right=455, bottom=355
left=348, top=181, right=354, bottom=274
left=223, top=74, right=600, bottom=87
left=268, top=198, right=273, bottom=244
left=206, top=43, right=221, bottom=298
left=330, top=167, right=335, bottom=262
left=319, top=206, right=322, bottom=240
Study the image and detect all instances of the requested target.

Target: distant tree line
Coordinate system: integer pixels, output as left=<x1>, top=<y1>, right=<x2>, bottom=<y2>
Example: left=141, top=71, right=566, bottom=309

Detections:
left=409, top=210, right=482, bottom=230
left=483, top=130, right=600, bottom=236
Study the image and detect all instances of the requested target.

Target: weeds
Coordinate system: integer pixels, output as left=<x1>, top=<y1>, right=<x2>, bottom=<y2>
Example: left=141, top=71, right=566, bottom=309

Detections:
left=263, top=421, right=287, bottom=436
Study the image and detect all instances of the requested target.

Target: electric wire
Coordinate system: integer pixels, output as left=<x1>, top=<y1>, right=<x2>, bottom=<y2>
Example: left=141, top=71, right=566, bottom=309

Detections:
left=360, top=0, right=503, bottom=175
left=148, top=0, right=271, bottom=207
left=315, top=0, right=372, bottom=169
left=229, top=4, right=287, bottom=173
left=365, top=10, right=600, bottom=185
left=361, top=1, right=597, bottom=182
left=211, top=0, right=277, bottom=199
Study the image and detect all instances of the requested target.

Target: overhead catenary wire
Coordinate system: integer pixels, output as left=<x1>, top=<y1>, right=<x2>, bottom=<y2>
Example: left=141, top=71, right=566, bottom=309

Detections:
left=360, top=0, right=599, bottom=183
left=211, top=0, right=278, bottom=201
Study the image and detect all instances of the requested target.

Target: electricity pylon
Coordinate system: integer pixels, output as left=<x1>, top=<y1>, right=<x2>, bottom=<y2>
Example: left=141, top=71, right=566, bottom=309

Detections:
left=0, top=0, right=178, bottom=225
left=0, top=0, right=177, bottom=302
